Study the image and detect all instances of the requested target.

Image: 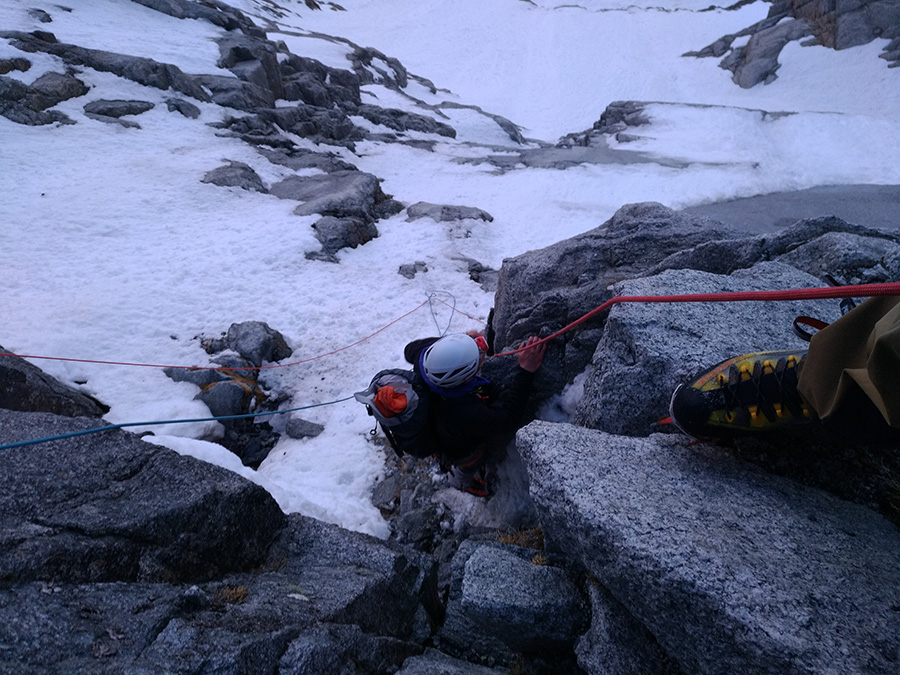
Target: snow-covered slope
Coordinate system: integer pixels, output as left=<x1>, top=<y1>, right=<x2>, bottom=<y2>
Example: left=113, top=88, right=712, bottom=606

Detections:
left=2, top=0, right=898, bottom=536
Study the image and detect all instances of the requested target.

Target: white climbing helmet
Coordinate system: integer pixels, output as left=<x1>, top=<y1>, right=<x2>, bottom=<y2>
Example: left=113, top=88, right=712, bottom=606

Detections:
left=422, top=334, right=482, bottom=388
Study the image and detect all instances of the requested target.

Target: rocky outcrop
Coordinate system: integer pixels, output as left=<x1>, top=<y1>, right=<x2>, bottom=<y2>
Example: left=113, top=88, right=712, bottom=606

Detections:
left=0, top=69, right=83, bottom=125
left=0, top=409, right=284, bottom=583
left=489, top=203, right=736, bottom=400
left=164, top=321, right=293, bottom=467
left=0, top=0, right=469, bottom=261
left=436, top=539, right=588, bottom=671
left=202, top=159, right=268, bottom=192
left=491, top=203, right=900, bottom=413
left=517, top=422, right=900, bottom=674
left=0, top=30, right=212, bottom=102
left=0, top=416, right=438, bottom=672
left=686, top=0, right=900, bottom=87
left=0, top=346, right=107, bottom=417
left=574, top=262, right=837, bottom=436
left=479, top=200, right=900, bottom=673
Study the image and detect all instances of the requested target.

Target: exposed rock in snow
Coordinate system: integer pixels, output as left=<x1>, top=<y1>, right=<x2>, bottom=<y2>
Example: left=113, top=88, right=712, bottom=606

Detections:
left=686, top=0, right=900, bottom=87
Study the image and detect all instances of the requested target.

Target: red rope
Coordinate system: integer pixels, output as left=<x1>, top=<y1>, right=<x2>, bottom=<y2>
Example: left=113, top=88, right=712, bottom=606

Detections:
left=431, top=296, right=488, bottom=325
left=2, top=299, right=434, bottom=371
left=491, top=281, right=900, bottom=357
left=5, top=283, right=900, bottom=368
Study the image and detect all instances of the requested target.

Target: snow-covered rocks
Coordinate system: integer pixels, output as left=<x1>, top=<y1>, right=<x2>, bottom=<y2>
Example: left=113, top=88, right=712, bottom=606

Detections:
left=687, top=0, right=900, bottom=87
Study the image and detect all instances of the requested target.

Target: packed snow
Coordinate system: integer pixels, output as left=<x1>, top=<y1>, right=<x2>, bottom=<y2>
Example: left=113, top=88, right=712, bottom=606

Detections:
left=2, top=0, right=898, bottom=537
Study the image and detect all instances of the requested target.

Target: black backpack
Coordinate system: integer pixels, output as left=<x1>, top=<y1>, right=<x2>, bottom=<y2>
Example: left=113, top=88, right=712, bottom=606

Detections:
left=354, top=368, right=440, bottom=458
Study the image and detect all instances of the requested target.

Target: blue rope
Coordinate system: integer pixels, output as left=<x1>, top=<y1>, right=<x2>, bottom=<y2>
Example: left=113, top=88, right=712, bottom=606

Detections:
left=0, top=396, right=354, bottom=450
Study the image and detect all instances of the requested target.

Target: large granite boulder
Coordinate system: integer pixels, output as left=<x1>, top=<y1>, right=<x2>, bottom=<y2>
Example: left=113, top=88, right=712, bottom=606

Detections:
left=490, top=203, right=735, bottom=402
left=517, top=422, right=900, bottom=674
left=437, top=539, right=588, bottom=670
left=573, top=262, right=837, bottom=436
left=490, top=204, right=900, bottom=416
left=0, top=409, right=285, bottom=583
left=270, top=170, right=402, bottom=222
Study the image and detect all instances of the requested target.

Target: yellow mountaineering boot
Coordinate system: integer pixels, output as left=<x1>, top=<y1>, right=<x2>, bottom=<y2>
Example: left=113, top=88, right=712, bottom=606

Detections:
left=669, top=350, right=813, bottom=440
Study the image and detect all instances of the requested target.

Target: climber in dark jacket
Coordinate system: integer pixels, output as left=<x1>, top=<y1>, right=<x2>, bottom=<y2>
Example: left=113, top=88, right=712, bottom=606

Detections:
left=404, top=331, right=546, bottom=496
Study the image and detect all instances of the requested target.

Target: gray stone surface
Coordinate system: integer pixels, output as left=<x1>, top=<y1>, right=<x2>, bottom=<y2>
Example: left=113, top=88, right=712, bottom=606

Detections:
left=438, top=539, right=587, bottom=670
left=83, top=99, right=154, bottom=118
left=202, top=159, right=267, bottom=192
left=397, top=648, right=509, bottom=674
left=491, top=204, right=900, bottom=424
left=491, top=202, right=736, bottom=404
left=573, top=262, right=836, bottom=436
left=285, top=416, right=325, bottom=439
left=686, top=0, right=900, bottom=87
left=196, top=72, right=272, bottom=110
left=356, top=103, right=456, bottom=137
left=0, top=347, right=107, bottom=417
left=270, top=170, right=401, bottom=223
left=0, top=514, right=437, bottom=673
left=279, top=624, right=421, bottom=674
left=311, top=215, right=379, bottom=256
left=0, top=31, right=212, bottom=102
left=0, top=409, right=284, bottom=583
left=576, top=580, right=680, bottom=675
left=165, top=96, right=200, bottom=118
left=407, top=201, right=494, bottom=223
left=225, top=320, right=292, bottom=367
left=517, top=421, right=900, bottom=674
left=460, top=544, right=587, bottom=651
left=216, top=33, right=283, bottom=104
left=0, top=72, right=77, bottom=125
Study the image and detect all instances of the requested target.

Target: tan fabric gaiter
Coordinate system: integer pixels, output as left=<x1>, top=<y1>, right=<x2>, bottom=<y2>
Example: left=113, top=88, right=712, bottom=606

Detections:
left=798, top=296, right=900, bottom=427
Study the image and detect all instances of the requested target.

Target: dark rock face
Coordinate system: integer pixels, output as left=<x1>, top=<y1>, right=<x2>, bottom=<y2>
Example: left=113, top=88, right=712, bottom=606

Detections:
left=0, top=72, right=79, bottom=125
left=517, top=423, right=900, bottom=674
left=0, top=508, right=438, bottom=673
left=491, top=203, right=736, bottom=402
left=1, top=30, right=212, bottom=101
left=83, top=99, right=154, bottom=118
left=225, top=104, right=364, bottom=147
left=269, top=171, right=378, bottom=214
left=0, top=357, right=440, bottom=672
left=0, top=347, right=107, bottom=417
left=309, top=215, right=380, bottom=259
left=356, top=103, right=457, bottom=137
left=131, top=0, right=264, bottom=36
left=216, top=33, right=284, bottom=105
left=224, top=321, right=293, bottom=367
left=164, top=320, right=292, bottom=467
left=0, top=410, right=285, bottom=583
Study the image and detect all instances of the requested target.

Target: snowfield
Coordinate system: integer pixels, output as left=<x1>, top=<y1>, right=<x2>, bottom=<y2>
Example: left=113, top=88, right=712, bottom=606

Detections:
left=2, top=0, right=898, bottom=537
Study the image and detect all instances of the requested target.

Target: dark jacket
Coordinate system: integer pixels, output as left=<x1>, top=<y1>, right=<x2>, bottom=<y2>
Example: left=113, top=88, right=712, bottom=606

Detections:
left=404, top=337, right=536, bottom=460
